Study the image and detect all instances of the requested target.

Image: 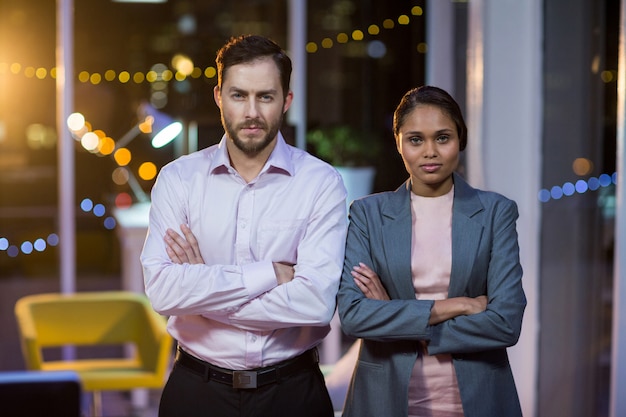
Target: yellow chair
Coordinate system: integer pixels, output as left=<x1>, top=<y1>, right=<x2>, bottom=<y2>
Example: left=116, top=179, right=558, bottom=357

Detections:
left=14, top=291, right=173, bottom=415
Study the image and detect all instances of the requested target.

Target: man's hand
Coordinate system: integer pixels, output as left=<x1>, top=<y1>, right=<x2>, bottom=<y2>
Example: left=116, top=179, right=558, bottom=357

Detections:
left=273, top=262, right=295, bottom=285
left=352, top=262, right=390, bottom=301
left=164, top=224, right=204, bottom=264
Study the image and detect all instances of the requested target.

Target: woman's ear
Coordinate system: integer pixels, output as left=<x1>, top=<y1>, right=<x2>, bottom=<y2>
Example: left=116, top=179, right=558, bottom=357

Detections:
left=395, top=136, right=402, bottom=155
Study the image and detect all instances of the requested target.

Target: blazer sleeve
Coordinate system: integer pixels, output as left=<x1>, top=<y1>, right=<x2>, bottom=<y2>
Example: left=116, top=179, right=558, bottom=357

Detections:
left=427, top=197, right=527, bottom=354
left=337, top=197, right=435, bottom=341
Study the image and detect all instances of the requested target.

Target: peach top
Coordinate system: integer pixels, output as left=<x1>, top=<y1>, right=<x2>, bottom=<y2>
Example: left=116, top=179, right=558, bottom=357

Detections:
left=407, top=186, right=464, bottom=417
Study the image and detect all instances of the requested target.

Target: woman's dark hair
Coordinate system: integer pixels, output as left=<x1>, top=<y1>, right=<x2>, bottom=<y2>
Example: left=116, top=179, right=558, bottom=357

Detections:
left=216, top=35, right=292, bottom=96
left=392, top=85, right=468, bottom=151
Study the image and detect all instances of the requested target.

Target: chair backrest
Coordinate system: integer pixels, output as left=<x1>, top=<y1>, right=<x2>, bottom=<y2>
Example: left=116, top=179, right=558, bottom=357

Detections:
left=15, top=291, right=171, bottom=374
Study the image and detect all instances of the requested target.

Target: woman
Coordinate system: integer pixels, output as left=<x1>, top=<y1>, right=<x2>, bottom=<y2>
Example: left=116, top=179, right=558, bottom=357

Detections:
left=336, top=86, right=526, bottom=417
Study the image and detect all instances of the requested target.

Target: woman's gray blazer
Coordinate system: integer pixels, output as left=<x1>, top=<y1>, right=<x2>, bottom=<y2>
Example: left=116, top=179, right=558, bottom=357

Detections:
left=337, top=173, right=526, bottom=417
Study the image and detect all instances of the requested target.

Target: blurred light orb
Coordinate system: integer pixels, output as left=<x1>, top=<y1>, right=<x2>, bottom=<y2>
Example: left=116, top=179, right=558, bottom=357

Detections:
left=105, top=70, right=116, bottom=81
left=177, top=13, right=197, bottom=35
left=336, top=33, right=349, bottom=44
left=99, top=136, right=116, bottom=155
left=204, top=66, right=217, bottom=78
left=112, top=167, right=130, bottom=185
left=80, top=198, right=94, bottom=212
left=352, top=30, right=364, bottom=41
left=575, top=179, right=589, bottom=193
left=115, top=192, right=133, bottom=208
left=572, top=157, right=593, bottom=176
left=93, top=204, right=106, bottom=217
left=67, top=112, right=86, bottom=131
left=81, top=131, right=100, bottom=152
left=26, top=123, right=57, bottom=149
left=104, top=217, right=117, bottom=230
left=139, top=161, right=158, bottom=180
left=150, top=91, right=168, bottom=109
left=47, top=234, right=59, bottom=246
left=114, top=148, right=132, bottom=166
left=172, top=54, right=194, bottom=76
left=367, top=41, right=387, bottom=58
left=383, top=19, right=394, bottom=29
left=21, top=241, right=33, bottom=255
left=173, top=78, right=191, bottom=93
left=118, top=71, right=131, bottom=83
left=562, top=182, right=575, bottom=196
left=34, top=238, right=46, bottom=252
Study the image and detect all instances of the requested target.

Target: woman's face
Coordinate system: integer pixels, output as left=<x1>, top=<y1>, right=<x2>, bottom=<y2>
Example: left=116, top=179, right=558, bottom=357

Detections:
left=396, top=104, right=460, bottom=197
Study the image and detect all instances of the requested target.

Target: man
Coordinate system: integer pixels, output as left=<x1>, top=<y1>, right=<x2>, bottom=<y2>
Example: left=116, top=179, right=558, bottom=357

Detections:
left=140, top=35, right=348, bottom=417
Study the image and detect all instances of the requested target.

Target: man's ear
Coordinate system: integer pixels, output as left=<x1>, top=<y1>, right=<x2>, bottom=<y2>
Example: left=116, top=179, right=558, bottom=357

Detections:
left=282, top=90, right=293, bottom=114
left=213, top=85, right=221, bottom=108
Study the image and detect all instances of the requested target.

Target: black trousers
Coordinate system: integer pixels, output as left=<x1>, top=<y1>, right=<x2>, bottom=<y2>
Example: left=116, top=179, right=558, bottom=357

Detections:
left=159, top=358, right=335, bottom=417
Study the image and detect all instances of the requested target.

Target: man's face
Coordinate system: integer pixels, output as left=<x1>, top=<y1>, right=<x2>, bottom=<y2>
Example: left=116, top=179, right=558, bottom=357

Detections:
left=214, top=57, right=292, bottom=157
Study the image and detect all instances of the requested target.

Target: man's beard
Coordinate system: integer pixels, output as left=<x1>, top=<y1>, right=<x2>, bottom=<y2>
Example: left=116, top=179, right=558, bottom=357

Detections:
left=223, top=114, right=282, bottom=157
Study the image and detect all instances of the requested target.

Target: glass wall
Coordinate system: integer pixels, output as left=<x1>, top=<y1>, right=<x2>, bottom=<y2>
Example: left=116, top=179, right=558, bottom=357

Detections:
left=0, top=0, right=426, bottom=279
left=539, top=0, right=618, bottom=416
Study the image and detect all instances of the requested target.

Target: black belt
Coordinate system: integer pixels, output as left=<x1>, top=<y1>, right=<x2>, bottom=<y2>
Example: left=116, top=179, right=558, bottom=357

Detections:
left=175, top=346, right=319, bottom=389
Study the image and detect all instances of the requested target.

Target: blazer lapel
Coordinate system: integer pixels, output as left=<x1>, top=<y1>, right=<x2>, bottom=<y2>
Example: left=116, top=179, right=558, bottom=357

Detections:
left=380, top=181, right=416, bottom=299
left=449, top=173, right=485, bottom=297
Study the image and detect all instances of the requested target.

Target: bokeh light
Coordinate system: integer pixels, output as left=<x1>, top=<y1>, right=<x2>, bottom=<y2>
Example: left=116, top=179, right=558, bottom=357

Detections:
left=538, top=172, right=616, bottom=202
left=115, top=192, right=133, bottom=208
left=112, top=167, right=130, bottom=185
left=572, top=157, right=593, bottom=176
left=67, top=112, right=86, bottom=131
left=81, top=131, right=100, bottom=152
left=138, top=162, right=158, bottom=180
left=93, top=204, right=106, bottom=217
left=114, top=148, right=132, bottom=166
left=80, top=198, right=94, bottom=212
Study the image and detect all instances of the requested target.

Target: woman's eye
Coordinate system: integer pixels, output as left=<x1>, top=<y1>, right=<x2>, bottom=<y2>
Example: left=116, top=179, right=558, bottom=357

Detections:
left=437, top=135, right=450, bottom=143
left=409, top=136, right=422, bottom=144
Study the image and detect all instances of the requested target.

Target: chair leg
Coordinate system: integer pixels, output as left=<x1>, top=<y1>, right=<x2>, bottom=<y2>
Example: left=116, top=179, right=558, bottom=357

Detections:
left=91, top=391, right=102, bottom=417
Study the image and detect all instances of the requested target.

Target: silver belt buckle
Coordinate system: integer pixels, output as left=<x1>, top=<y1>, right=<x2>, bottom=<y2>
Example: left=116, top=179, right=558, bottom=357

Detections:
left=232, top=370, right=257, bottom=389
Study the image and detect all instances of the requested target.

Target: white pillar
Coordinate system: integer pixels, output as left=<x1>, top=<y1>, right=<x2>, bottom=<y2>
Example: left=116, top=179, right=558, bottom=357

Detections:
left=425, top=0, right=455, bottom=94
left=610, top=1, right=626, bottom=415
left=467, top=1, right=542, bottom=416
left=287, top=0, right=307, bottom=150
left=57, top=0, right=75, bottom=295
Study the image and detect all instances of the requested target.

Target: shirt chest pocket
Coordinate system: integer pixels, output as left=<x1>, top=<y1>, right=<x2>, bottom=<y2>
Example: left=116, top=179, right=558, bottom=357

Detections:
left=257, top=219, right=307, bottom=261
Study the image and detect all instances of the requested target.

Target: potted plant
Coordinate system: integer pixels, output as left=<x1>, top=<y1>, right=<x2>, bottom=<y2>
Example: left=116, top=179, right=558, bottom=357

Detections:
left=306, top=125, right=380, bottom=206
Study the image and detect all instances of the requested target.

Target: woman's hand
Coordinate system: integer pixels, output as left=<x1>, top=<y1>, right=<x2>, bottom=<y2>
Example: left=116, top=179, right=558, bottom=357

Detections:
left=352, top=262, right=390, bottom=301
left=429, top=295, right=488, bottom=325
left=164, top=224, right=204, bottom=264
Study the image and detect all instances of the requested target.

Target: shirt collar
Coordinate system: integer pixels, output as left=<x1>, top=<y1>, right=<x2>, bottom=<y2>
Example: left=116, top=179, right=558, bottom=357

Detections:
left=209, top=131, right=294, bottom=177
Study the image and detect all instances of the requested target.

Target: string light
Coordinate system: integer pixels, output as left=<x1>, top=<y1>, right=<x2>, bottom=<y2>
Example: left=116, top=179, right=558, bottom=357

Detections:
left=537, top=172, right=617, bottom=203
left=0, top=6, right=426, bottom=83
